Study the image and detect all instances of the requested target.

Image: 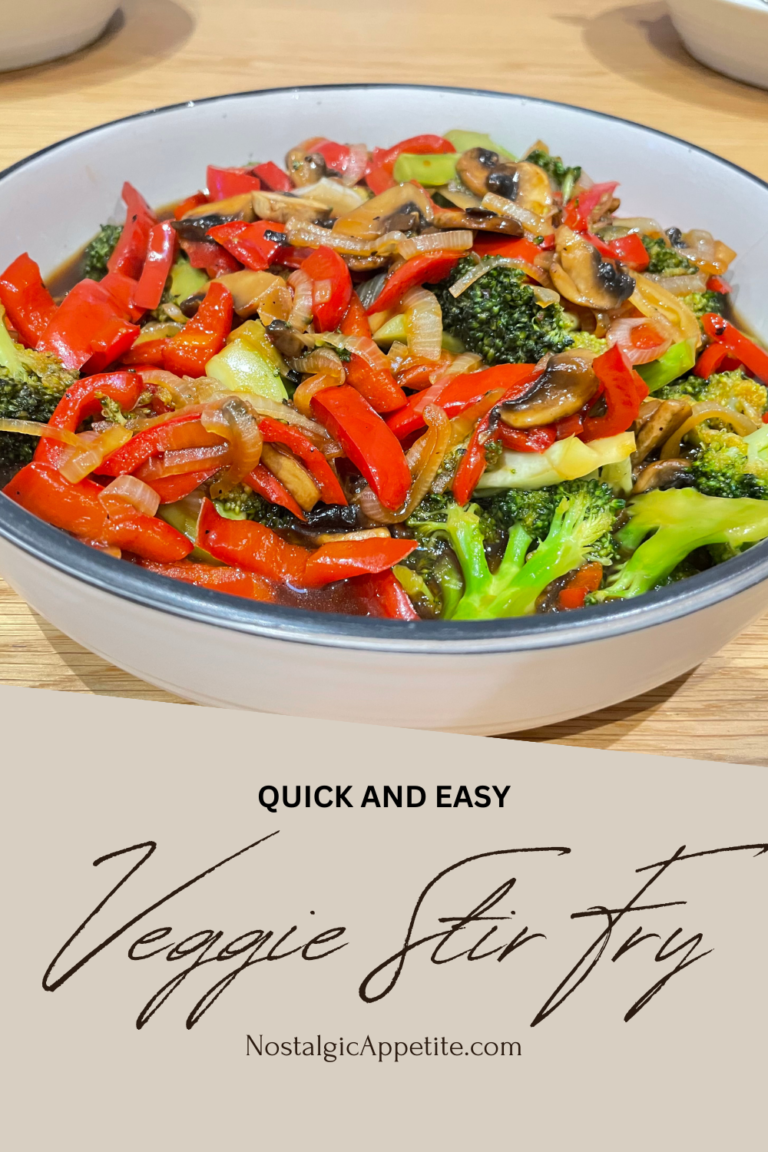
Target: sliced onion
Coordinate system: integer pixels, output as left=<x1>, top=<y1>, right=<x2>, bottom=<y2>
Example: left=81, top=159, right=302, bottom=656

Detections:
left=645, top=272, right=707, bottom=296
left=58, top=426, right=132, bottom=484
left=681, top=229, right=715, bottom=267
left=428, top=351, right=483, bottom=389
left=287, top=269, right=313, bottom=332
left=531, top=286, right=561, bottom=308
left=607, top=317, right=672, bottom=365
left=480, top=192, right=554, bottom=236
left=343, top=334, right=394, bottom=376
left=286, top=219, right=373, bottom=254
left=342, top=144, right=369, bottom=187
left=293, top=176, right=366, bottom=213
left=631, top=274, right=701, bottom=354
left=312, top=527, right=391, bottom=544
left=202, top=396, right=263, bottom=490
left=100, top=474, right=160, bottom=518
left=661, top=404, right=759, bottom=459
left=293, top=372, right=345, bottom=418
left=403, top=286, right=442, bottom=362
left=449, top=255, right=500, bottom=298
left=0, top=418, right=83, bottom=447
left=313, top=278, right=333, bottom=305
left=355, top=405, right=451, bottom=524
left=612, top=217, right=665, bottom=237
left=288, top=347, right=346, bottom=377
left=397, top=231, right=473, bottom=260
left=151, top=443, right=231, bottom=477
left=387, top=341, right=410, bottom=371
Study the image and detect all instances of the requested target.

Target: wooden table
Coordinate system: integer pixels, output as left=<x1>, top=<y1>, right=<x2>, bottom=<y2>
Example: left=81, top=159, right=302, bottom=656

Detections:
left=2, top=0, right=768, bottom=763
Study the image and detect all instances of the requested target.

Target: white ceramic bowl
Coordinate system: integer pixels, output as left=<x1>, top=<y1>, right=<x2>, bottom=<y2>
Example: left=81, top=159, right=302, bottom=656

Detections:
left=668, top=0, right=768, bottom=91
left=0, top=0, right=118, bottom=73
left=1, top=85, right=768, bottom=733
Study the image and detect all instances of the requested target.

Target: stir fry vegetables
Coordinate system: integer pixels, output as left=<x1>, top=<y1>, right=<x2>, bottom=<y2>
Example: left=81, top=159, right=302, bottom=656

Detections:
left=1, top=132, right=767, bottom=620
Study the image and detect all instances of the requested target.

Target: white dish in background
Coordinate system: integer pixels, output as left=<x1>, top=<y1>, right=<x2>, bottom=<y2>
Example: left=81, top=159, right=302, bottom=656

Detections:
left=0, top=84, right=767, bottom=733
left=0, top=0, right=117, bottom=73
left=668, top=0, right=768, bottom=91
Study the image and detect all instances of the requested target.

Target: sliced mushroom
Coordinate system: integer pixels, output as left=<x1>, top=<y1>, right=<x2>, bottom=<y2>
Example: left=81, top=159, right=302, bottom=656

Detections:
left=172, top=194, right=256, bottom=241
left=632, top=399, right=693, bottom=466
left=432, top=206, right=523, bottom=236
left=457, top=151, right=554, bottom=220
left=550, top=226, right=635, bottom=311
left=266, top=319, right=309, bottom=361
left=251, top=191, right=330, bottom=224
left=216, top=270, right=287, bottom=318
left=344, top=253, right=391, bottom=272
left=499, top=350, right=599, bottom=429
left=261, top=443, right=320, bottom=511
left=456, top=147, right=505, bottom=197
left=333, top=183, right=434, bottom=239
left=631, top=459, right=691, bottom=494
left=285, top=148, right=328, bottom=187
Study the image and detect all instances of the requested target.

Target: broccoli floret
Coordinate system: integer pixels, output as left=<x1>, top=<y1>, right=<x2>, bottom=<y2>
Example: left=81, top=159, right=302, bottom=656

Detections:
left=681, top=289, right=727, bottom=321
left=476, top=486, right=560, bottom=543
left=689, top=426, right=768, bottom=500
left=641, top=236, right=697, bottom=277
left=433, top=257, right=574, bottom=366
left=594, top=488, right=768, bottom=600
left=570, top=330, right=608, bottom=355
left=81, top=224, right=122, bottom=282
left=0, top=314, right=75, bottom=475
left=408, top=481, right=621, bottom=619
left=213, top=484, right=298, bottom=531
left=525, top=148, right=582, bottom=203
left=657, top=368, right=767, bottom=424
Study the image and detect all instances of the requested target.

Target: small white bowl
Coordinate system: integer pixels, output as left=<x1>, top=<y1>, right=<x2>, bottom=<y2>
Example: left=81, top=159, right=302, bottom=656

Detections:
left=0, top=0, right=117, bottom=73
left=668, top=0, right=768, bottom=91
left=1, top=85, right=768, bottom=733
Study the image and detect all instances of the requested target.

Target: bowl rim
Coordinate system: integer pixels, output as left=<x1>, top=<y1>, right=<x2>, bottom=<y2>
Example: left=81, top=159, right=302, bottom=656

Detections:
left=1, top=81, right=768, bottom=656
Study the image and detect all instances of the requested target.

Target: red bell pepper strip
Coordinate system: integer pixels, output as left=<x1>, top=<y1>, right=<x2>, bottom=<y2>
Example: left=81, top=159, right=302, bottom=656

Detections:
left=163, top=281, right=233, bottom=377
left=557, top=562, right=604, bottom=611
left=706, top=276, right=731, bottom=294
left=472, top=235, right=544, bottom=263
left=340, top=294, right=407, bottom=413
left=180, top=238, right=241, bottom=278
left=137, top=559, right=276, bottom=601
left=252, top=162, right=293, bottom=193
left=258, top=416, right=346, bottom=505
left=149, top=468, right=219, bottom=504
left=247, top=463, right=306, bottom=521
left=97, top=411, right=216, bottom=476
left=451, top=366, right=546, bottom=504
left=350, top=569, right=420, bottom=620
left=174, top=191, right=209, bottom=220
left=132, top=221, right=178, bottom=311
left=33, top=370, right=144, bottom=466
left=581, top=344, right=648, bottom=442
left=694, top=342, right=729, bottom=380
left=313, top=140, right=352, bottom=175
left=497, top=424, right=556, bottom=453
left=197, top=498, right=309, bottom=584
left=367, top=251, right=462, bottom=315
left=100, top=271, right=146, bottom=323
left=452, top=411, right=496, bottom=506
left=39, top=280, right=140, bottom=373
left=701, top=314, right=768, bottom=384
left=311, top=386, right=412, bottom=511
left=107, top=183, right=157, bottom=280
left=605, top=231, right=650, bottom=271
left=302, top=246, right=353, bottom=332
left=303, top=537, right=417, bottom=588
left=366, top=134, right=455, bottom=194
left=206, top=165, right=261, bottom=200
left=4, top=462, right=192, bottom=561
left=0, top=253, right=58, bottom=347
left=121, top=337, right=168, bottom=367
left=206, top=219, right=289, bottom=272
left=386, top=363, right=539, bottom=440
left=563, top=182, right=619, bottom=233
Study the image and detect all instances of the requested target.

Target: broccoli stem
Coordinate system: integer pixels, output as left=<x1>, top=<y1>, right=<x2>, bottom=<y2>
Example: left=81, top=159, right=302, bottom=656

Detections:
left=0, top=307, right=24, bottom=380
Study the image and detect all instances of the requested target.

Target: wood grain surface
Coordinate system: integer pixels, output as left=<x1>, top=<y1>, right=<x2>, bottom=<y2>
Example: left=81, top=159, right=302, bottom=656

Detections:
left=1, top=0, right=767, bottom=762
